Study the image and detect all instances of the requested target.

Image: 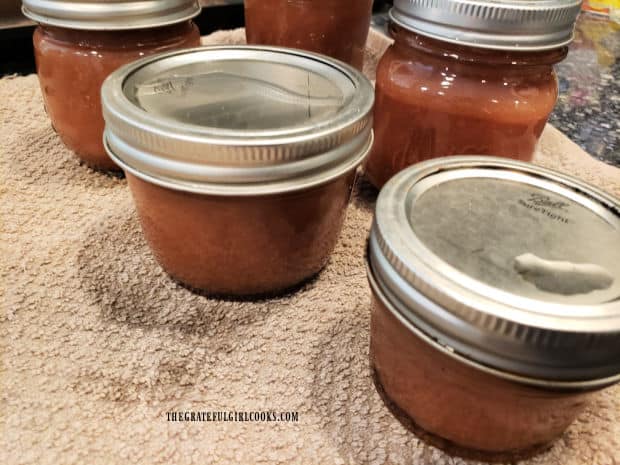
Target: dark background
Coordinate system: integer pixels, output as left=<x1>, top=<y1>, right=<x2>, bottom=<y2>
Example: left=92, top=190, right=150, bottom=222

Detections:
left=0, top=2, right=245, bottom=76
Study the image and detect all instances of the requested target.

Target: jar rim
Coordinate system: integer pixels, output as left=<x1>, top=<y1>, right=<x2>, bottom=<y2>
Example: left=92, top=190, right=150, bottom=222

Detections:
left=389, top=21, right=569, bottom=66
left=22, top=0, right=201, bottom=30
left=368, top=263, right=620, bottom=390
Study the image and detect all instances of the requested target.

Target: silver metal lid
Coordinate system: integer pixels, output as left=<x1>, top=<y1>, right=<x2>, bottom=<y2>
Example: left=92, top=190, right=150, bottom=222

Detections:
left=368, top=156, right=620, bottom=384
left=101, top=46, right=374, bottom=196
left=391, top=0, right=583, bottom=51
left=22, top=0, right=201, bottom=30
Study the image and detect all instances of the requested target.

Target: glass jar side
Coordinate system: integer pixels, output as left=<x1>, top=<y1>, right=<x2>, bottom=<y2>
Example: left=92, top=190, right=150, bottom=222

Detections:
left=369, top=285, right=594, bottom=461
left=365, top=23, right=567, bottom=188
left=244, top=0, right=373, bottom=70
left=33, top=21, right=200, bottom=170
left=125, top=169, right=357, bottom=296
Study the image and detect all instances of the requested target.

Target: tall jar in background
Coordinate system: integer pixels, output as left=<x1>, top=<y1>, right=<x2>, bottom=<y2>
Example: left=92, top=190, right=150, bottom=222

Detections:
left=23, top=0, right=202, bottom=171
left=244, top=0, right=373, bottom=70
left=365, top=0, right=583, bottom=188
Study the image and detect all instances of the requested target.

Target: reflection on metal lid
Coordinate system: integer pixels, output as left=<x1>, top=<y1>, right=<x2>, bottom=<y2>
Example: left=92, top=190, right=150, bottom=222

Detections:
left=132, top=70, right=347, bottom=131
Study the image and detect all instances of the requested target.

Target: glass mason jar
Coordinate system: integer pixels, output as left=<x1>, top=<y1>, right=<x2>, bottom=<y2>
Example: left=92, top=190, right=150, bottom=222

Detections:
left=23, top=0, right=202, bottom=171
left=365, top=0, right=582, bottom=188
left=244, top=0, right=373, bottom=70
left=367, top=157, right=620, bottom=461
left=101, top=46, right=374, bottom=296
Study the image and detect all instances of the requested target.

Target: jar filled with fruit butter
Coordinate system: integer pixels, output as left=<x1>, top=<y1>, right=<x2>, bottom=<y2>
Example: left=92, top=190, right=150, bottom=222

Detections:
left=23, top=0, right=202, bottom=170
left=366, top=0, right=583, bottom=188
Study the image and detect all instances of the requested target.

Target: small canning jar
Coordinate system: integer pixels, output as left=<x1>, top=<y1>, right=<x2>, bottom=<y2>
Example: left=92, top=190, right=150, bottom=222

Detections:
left=23, top=0, right=202, bottom=171
left=368, top=157, right=620, bottom=461
left=244, top=0, right=373, bottom=70
left=365, top=0, right=582, bottom=188
left=101, top=46, right=374, bottom=296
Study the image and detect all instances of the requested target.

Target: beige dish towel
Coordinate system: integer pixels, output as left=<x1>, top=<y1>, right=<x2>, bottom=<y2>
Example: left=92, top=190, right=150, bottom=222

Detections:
left=1, top=28, right=619, bottom=465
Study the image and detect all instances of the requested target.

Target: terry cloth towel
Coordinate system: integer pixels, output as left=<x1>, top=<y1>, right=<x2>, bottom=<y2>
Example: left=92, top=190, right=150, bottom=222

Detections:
left=1, top=28, right=619, bottom=465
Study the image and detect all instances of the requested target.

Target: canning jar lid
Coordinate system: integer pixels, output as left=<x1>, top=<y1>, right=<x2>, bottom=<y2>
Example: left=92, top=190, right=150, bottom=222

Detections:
left=390, top=0, right=582, bottom=51
left=101, top=46, right=374, bottom=196
left=22, top=0, right=201, bottom=30
left=368, top=156, right=620, bottom=385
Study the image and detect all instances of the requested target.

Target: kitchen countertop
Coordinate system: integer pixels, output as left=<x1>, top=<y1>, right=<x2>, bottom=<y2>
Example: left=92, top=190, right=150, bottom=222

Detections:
left=550, top=12, right=620, bottom=168
left=372, top=10, right=620, bottom=168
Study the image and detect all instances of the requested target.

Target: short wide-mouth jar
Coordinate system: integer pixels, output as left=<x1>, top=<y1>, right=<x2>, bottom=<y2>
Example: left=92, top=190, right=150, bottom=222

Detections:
left=23, top=0, right=202, bottom=171
left=367, top=157, right=620, bottom=461
left=102, top=46, right=374, bottom=296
